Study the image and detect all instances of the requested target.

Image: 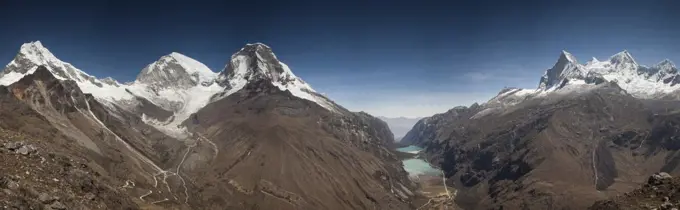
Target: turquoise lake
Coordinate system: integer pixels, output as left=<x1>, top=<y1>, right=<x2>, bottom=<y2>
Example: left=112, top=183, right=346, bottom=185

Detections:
left=396, top=145, right=423, bottom=154
left=397, top=146, right=441, bottom=177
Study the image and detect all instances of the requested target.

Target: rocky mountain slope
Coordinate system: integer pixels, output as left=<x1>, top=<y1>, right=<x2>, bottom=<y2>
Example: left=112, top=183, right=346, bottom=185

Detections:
left=0, top=66, right=169, bottom=209
left=590, top=172, right=680, bottom=210
left=0, top=41, right=416, bottom=209
left=402, top=50, right=680, bottom=209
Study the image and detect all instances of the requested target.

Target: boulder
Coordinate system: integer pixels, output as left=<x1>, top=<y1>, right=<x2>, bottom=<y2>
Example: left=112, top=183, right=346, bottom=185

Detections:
left=3, top=141, right=24, bottom=150
left=647, top=172, right=673, bottom=186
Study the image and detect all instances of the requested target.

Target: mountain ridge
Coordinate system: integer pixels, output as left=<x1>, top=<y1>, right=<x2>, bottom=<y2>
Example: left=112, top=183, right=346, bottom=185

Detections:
left=0, top=41, right=342, bottom=138
left=0, top=41, right=420, bottom=209
left=400, top=49, right=680, bottom=209
left=537, top=50, right=679, bottom=95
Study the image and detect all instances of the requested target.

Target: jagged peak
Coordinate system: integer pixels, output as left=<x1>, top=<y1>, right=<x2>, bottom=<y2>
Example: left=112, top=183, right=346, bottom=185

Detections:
left=560, top=50, right=578, bottom=63
left=101, top=77, right=120, bottom=86
left=244, top=42, right=271, bottom=48
left=233, top=42, right=277, bottom=60
left=223, top=43, right=291, bottom=79
left=585, top=57, right=600, bottom=66
left=214, top=43, right=336, bottom=111
left=20, top=41, right=46, bottom=52
left=17, top=41, right=60, bottom=65
left=609, top=50, right=637, bottom=65
left=1, top=41, right=100, bottom=87
left=656, top=59, right=676, bottom=69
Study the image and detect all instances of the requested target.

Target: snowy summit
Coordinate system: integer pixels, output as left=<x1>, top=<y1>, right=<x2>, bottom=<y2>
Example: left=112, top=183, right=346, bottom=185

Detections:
left=0, top=41, right=338, bottom=138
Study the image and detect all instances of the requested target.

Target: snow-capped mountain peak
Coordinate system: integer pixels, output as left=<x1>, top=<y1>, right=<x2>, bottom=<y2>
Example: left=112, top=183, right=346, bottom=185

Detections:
left=2, top=40, right=80, bottom=81
left=0, top=41, right=341, bottom=137
left=476, top=50, right=680, bottom=119
left=101, top=77, right=121, bottom=86
left=17, top=41, right=60, bottom=65
left=656, top=59, right=676, bottom=69
left=586, top=57, right=600, bottom=65
left=215, top=43, right=337, bottom=111
left=538, top=50, right=584, bottom=89
left=135, top=52, right=217, bottom=88
left=222, top=43, right=309, bottom=87
left=502, top=50, right=680, bottom=108
left=1, top=41, right=134, bottom=101
left=609, top=50, right=637, bottom=67
left=560, top=50, right=578, bottom=63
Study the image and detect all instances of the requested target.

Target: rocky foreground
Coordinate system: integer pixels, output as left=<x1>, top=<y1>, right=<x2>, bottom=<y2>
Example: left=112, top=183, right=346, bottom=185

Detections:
left=0, top=127, right=139, bottom=210
left=590, top=172, right=680, bottom=210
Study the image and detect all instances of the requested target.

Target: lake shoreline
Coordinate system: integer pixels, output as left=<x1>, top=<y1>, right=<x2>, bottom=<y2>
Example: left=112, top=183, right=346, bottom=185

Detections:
left=396, top=145, right=458, bottom=209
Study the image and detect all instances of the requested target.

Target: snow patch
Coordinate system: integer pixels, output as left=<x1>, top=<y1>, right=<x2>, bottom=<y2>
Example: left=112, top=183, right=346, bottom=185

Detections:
left=168, top=52, right=217, bottom=82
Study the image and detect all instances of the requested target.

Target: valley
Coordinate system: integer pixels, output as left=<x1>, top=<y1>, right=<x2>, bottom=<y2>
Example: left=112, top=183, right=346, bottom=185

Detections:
left=395, top=145, right=458, bottom=210
left=0, top=41, right=421, bottom=209
left=400, top=50, right=680, bottom=209
left=1, top=40, right=679, bottom=210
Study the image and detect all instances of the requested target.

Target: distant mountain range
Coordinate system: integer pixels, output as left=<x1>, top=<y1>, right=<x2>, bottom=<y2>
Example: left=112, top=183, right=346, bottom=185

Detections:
left=0, top=41, right=421, bottom=209
left=378, top=116, right=422, bottom=141
left=1, top=41, right=342, bottom=138
left=4, top=39, right=678, bottom=209
left=402, top=50, right=680, bottom=209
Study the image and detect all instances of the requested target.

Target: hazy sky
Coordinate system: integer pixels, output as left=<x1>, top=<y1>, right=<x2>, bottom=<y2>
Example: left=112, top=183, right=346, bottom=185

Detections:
left=1, top=0, right=679, bottom=118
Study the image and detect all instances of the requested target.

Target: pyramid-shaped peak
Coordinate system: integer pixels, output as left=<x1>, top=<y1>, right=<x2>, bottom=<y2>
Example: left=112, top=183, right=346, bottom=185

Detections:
left=585, top=57, right=600, bottom=66
left=244, top=42, right=271, bottom=49
left=218, top=42, right=313, bottom=90
left=653, top=59, right=676, bottom=72
left=657, top=59, right=675, bottom=67
left=18, top=41, right=59, bottom=64
left=609, top=50, right=637, bottom=65
left=21, top=41, right=46, bottom=50
left=234, top=43, right=277, bottom=59
left=215, top=42, right=337, bottom=112
left=612, top=50, right=633, bottom=57
left=559, top=50, right=578, bottom=63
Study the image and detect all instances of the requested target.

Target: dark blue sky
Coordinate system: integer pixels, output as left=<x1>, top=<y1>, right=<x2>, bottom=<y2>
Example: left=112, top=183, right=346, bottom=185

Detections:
left=1, top=0, right=679, bottom=117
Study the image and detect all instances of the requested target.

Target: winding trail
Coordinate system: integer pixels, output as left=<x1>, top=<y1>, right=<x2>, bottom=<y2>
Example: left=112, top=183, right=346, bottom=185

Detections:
left=196, top=133, right=219, bottom=159
left=442, top=170, right=450, bottom=198
left=592, top=145, right=599, bottom=189
left=636, top=131, right=650, bottom=150
left=70, top=92, right=228, bottom=206
left=175, top=140, right=197, bottom=204
left=73, top=95, right=191, bottom=204
left=150, top=198, right=170, bottom=204
left=122, top=180, right=135, bottom=188
left=588, top=129, right=599, bottom=191
left=139, top=190, right=153, bottom=201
